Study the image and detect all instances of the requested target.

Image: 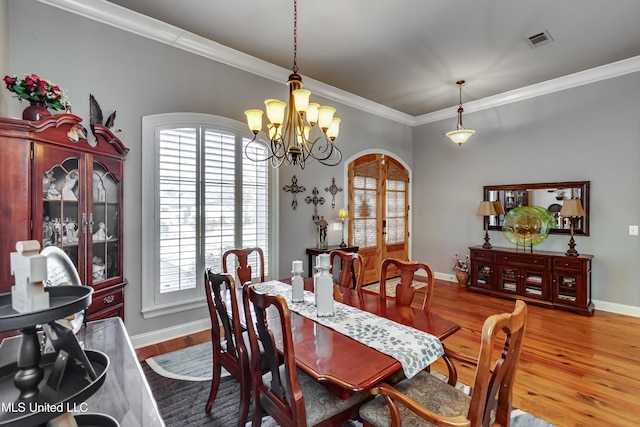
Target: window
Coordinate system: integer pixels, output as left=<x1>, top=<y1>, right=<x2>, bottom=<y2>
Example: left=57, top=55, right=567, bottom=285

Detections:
left=142, top=113, right=275, bottom=318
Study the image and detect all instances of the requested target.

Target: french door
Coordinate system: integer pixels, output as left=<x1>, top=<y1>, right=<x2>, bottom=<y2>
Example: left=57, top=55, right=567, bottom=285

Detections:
left=348, top=154, right=409, bottom=284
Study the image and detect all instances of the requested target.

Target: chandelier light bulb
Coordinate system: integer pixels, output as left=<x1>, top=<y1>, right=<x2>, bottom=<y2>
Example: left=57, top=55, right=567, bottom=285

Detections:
left=244, top=109, right=263, bottom=134
left=317, top=106, right=336, bottom=130
left=265, top=99, right=286, bottom=126
left=306, top=103, right=319, bottom=126
left=327, top=117, right=341, bottom=141
left=293, top=89, right=311, bottom=113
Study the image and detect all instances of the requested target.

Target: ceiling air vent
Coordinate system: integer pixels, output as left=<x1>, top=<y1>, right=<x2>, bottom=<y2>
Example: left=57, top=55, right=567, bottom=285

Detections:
left=526, top=30, right=554, bottom=48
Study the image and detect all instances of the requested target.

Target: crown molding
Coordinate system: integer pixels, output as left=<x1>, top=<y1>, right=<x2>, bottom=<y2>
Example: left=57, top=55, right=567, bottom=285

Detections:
left=415, top=54, right=640, bottom=125
left=37, top=0, right=640, bottom=127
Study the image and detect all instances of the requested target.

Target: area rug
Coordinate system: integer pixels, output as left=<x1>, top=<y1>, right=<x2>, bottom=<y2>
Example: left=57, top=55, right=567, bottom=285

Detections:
left=143, top=344, right=556, bottom=427
left=362, top=276, right=428, bottom=296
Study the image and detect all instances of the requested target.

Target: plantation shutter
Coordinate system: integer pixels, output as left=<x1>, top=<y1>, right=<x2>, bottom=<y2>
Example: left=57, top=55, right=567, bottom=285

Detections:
left=352, top=158, right=380, bottom=248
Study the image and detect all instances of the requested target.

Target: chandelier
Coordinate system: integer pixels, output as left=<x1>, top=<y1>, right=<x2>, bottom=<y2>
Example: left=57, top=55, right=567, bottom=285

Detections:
left=445, top=80, right=475, bottom=146
left=244, top=0, right=342, bottom=169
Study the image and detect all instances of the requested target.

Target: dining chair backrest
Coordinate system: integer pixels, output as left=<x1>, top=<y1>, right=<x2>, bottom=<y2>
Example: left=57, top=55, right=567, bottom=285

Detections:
left=204, top=270, right=251, bottom=425
left=468, top=299, right=527, bottom=425
left=223, top=247, right=265, bottom=285
left=361, top=300, right=528, bottom=427
left=330, top=250, right=365, bottom=290
left=243, top=284, right=307, bottom=426
left=379, top=258, right=435, bottom=311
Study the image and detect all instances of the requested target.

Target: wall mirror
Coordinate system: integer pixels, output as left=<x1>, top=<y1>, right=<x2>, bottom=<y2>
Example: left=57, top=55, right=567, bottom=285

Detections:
left=484, top=181, right=590, bottom=235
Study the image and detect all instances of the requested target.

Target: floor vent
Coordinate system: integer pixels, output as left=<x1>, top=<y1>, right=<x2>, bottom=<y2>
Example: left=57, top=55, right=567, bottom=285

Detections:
left=526, top=30, right=554, bottom=48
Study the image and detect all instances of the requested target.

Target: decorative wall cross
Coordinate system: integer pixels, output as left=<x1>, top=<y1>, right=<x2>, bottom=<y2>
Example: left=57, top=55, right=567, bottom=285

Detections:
left=305, top=187, right=325, bottom=221
left=324, top=177, right=343, bottom=209
left=283, top=175, right=306, bottom=210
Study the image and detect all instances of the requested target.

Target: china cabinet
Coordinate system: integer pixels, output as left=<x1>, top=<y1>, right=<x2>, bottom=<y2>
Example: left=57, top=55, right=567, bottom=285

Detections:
left=0, top=114, right=128, bottom=323
left=469, top=246, right=593, bottom=316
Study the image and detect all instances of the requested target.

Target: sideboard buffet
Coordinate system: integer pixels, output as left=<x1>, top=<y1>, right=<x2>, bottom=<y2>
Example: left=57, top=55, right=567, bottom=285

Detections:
left=469, top=245, right=594, bottom=316
left=0, top=114, right=128, bottom=327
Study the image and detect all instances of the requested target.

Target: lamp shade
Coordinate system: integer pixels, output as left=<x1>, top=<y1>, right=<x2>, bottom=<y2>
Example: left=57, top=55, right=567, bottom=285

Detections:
left=477, top=201, right=497, bottom=216
left=317, top=106, right=336, bottom=130
left=245, top=109, right=263, bottom=133
left=492, top=201, right=505, bottom=215
left=292, top=89, right=311, bottom=113
left=560, top=199, right=585, bottom=217
left=446, top=129, right=475, bottom=145
left=264, top=99, right=286, bottom=126
left=327, top=117, right=341, bottom=141
left=337, top=208, right=349, bottom=220
left=306, top=103, right=320, bottom=125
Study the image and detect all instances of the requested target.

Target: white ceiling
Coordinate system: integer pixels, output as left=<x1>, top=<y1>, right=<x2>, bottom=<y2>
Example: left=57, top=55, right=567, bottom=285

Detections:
left=97, top=1, right=640, bottom=117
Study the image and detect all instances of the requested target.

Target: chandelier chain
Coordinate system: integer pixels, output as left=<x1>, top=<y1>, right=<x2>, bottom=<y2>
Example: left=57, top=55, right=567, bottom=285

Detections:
left=292, top=0, right=298, bottom=73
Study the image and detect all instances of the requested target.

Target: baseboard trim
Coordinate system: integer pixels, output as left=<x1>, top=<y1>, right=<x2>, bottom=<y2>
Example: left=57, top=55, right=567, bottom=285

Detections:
left=435, top=272, right=457, bottom=283
left=592, top=299, right=640, bottom=318
left=130, top=318, right=211, bottom=349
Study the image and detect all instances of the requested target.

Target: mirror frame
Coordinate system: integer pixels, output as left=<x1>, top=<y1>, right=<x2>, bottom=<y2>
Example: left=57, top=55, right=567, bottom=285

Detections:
left=483, top=181, right=590, bottom=236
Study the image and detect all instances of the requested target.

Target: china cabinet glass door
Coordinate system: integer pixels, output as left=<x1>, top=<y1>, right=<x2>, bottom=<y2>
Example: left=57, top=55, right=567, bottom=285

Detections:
left=90, top=161, right=121, bottom=284
left=38, top=148, right=85, bottom=279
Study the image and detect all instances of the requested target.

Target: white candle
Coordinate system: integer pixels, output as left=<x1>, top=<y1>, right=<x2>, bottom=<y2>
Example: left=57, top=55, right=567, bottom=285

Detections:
left=292, top=260, right=303, bottom=274
left=316, top=253, right=330, bottom=269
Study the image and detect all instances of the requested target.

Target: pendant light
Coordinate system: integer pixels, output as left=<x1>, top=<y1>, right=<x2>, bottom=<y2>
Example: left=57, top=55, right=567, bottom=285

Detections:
left=446, top=80, right=475, bottom=146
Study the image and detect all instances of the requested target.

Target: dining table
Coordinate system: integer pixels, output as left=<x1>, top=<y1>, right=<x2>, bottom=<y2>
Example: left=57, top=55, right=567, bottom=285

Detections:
left=227, top=277, right=460, bottom=400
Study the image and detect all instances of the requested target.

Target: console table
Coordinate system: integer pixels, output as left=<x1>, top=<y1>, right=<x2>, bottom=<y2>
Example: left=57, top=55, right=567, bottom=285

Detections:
left=305, top=245, right=359, bottom=278
left=0, top=318, right=164, bottom=426
left=469, top=246, right=594, bottom=316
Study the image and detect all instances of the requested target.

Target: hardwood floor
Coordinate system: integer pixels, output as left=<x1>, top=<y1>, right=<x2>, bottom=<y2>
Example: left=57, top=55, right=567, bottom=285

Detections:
left=136, top=279, right=640, bottom=427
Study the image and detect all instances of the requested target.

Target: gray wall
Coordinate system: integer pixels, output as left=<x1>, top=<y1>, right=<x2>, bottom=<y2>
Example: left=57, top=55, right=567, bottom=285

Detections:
left=412, top=72, right=640, bottom=307
left=5, top=0, right=415, bottom=336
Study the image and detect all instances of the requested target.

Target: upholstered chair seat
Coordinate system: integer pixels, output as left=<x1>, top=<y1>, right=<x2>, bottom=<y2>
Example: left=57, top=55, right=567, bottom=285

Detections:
left=359, top=371, right=471, bottom=427
left=263, top=365, right=370, bottom=427
left=359, top=300, right=527, bottom=427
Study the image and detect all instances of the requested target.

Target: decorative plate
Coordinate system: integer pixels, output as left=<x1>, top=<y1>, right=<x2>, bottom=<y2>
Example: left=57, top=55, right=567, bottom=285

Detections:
left=502, top=206, right=556, bottom=246
left=41, top=246, right=84, bottom=333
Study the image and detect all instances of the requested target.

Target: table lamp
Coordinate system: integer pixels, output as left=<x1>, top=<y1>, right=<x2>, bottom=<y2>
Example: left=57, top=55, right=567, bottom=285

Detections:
left=559, top=199, right=585, bottom=257
left=477, top=201, right=498, bottom=249
left=337, top=208, right=349, bottom=247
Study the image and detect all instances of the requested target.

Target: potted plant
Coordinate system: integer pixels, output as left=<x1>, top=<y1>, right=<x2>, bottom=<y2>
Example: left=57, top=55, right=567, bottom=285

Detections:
left=452, top=253, right=470, bottom=287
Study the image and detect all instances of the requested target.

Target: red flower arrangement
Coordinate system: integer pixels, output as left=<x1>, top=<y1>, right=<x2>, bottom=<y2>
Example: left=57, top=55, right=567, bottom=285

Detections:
left=3, top=74, right=67, bottom=110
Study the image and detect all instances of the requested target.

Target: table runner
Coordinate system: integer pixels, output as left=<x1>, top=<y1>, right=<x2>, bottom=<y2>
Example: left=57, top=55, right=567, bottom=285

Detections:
left=252, top=280, right=444, bottom=379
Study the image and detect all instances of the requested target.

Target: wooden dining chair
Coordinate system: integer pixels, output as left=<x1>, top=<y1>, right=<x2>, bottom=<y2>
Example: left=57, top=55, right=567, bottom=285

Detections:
left=379, top=258, right=435, bottom=311
left=359, top=300, right=528, bottom=427
left=329, top=249, right=365, bottom=290
left=223, top=247, right=265, bottom=285
left=204, top=270, right=251, bottom=427
left=242, top=284, right=369, bottom=427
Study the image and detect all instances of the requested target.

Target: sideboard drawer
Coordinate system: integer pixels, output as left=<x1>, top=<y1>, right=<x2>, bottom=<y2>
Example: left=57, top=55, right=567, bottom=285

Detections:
left=89, top=287, right=123, bottom=315
left=553, top=258, right=586, bottom=271
left=497, top=253, right=550, bottom=268
left=472, top=250, right=495, bottom=261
